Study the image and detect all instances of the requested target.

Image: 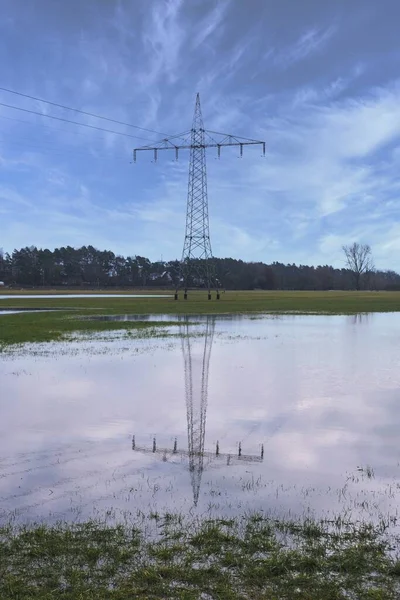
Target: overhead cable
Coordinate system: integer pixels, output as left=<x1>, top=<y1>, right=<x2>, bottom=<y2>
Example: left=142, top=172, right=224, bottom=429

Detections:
left=0, top=101, right=152, bottom=141
left=0, top=86, right=170, bottom=137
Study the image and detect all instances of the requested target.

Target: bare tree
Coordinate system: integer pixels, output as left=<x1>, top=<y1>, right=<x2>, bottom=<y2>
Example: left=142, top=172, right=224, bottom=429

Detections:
left=342, top=242, right=374, bottom=290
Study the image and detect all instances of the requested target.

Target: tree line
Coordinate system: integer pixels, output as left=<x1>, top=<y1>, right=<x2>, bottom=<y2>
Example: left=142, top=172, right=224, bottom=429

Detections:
left=0, top=244, right=399, bottom=290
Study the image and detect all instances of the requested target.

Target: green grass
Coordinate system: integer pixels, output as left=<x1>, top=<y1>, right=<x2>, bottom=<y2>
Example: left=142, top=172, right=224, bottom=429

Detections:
left=1, top=290, right=400, bottom=346
left=0, top=312, right=185, bottom=347
left=1, top=514, right=399, bottom=599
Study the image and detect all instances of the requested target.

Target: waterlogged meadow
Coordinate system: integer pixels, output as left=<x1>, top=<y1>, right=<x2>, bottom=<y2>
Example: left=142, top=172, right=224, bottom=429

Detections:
left=2, top=312, right=400, bottom=597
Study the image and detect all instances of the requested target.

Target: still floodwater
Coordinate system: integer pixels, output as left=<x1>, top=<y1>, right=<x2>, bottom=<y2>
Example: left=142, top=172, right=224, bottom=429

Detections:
left=0, top=294, right=172, bottom=299
left=0, top=310, right=58, bottom=315
left=1, top=313, right=400, bottom=525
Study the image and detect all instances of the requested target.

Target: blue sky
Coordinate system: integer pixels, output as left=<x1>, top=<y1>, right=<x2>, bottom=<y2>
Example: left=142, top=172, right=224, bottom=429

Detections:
left=1, top=0, right=400, bottom=269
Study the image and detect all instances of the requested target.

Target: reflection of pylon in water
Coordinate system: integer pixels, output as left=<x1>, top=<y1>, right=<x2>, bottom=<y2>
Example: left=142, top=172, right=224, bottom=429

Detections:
left=181, top=315, right=214, bottom=505
left=132, top=316, right=264, bottom=507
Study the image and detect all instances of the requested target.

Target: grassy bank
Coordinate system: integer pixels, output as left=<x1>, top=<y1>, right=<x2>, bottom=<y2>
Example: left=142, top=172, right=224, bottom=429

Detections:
left=1, top=290, right=400, bottom=346
left=3, top=289, right=400, bottom=314
left=1, top=513, right=399, bottom=599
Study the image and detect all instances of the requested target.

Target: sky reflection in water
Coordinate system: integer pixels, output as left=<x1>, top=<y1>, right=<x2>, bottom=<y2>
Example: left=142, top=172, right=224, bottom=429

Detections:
left=1, top=312, right=400, bottom=525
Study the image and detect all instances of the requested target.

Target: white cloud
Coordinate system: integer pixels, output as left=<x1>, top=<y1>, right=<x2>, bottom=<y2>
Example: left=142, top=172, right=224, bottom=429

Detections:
left=0, top=186, right=34, bottom=209
left=254, top=80, right=400, bottom=204
left=316, top=87, right=400, bottom=160
left=274, top=26, right=336, bottom=68
left=193, top=1, right=228, bottom=48
left=140, top=0, right=185, bottom=87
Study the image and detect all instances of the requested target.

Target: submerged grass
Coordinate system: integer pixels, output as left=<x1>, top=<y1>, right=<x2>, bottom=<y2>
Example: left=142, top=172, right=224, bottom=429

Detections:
left=1, top=289, right=400, bottom=346
left=1, top=513, right=399, bottom=599
left=0, top=315, right=186, bottom=348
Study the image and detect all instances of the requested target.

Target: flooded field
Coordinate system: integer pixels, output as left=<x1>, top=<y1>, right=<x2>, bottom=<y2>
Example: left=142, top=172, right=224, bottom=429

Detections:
left=0, top=309, right=59, bottom=315
left=0, top=294, right=172, bottom=300
left=1, top=313, right=400, bottom=526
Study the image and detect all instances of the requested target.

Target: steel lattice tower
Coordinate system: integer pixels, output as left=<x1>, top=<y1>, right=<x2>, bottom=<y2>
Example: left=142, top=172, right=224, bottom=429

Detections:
left=133, top=94, right=265, bottom=298
left=181, top=94, right=214, bottom=294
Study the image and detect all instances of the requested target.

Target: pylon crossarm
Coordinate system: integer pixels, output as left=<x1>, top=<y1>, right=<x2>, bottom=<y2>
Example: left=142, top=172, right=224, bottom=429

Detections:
left=203, top=129, right=265, bottom=146
left=133, top=141, right=265, bottom=161
left=133, top=130, right=265, bottom=162
left=205, top=128, right=263, bottom=140
left=134, top=130, right=192, bottom=150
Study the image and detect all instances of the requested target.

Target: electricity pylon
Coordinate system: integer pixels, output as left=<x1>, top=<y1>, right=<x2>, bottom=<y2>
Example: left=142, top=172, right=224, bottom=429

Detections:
left=132, top=316, right=264, bottom=507
left=133, top=94, right=265, bottom=299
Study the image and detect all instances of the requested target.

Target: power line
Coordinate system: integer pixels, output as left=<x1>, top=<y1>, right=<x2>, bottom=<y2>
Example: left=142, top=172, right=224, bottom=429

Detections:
left=0, top=86, right=170, bottom=138
left=0, top=134, right=129, bottom=163
left=0, top=113, right=124, bottom=140
left=0, top=115, right=133, bottom=163
left=0, top=114, right=146, bottom=153
left=0, top=101, right=153, bottom=142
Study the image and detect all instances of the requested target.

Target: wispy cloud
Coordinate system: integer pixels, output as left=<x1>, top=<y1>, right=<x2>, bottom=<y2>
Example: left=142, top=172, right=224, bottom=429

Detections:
left=291, top=77, right=348, bottom=107
left=274, top=26, right=336, bottom=68
left=140, top=0, right=185, bottom=87
left=0, top=186, right=34, bottom=209
left=192, top=1, right=228, bottom=48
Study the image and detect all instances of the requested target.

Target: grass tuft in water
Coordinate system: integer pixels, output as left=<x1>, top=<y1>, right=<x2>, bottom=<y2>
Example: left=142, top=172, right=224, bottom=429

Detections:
left=1, top=513, right=399, bottom=599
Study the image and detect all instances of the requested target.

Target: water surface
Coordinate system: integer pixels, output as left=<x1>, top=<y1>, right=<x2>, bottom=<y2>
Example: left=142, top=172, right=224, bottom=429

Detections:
left=0, top=294, right=172, bottom=300
left=1, top=313, right=400, bottom=525
left=0, top=309, right=59, bottom=315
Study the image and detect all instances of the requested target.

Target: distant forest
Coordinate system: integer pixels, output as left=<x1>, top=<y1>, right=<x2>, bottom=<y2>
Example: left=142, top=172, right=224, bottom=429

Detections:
left=1, top=245, right=400, bottom=290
